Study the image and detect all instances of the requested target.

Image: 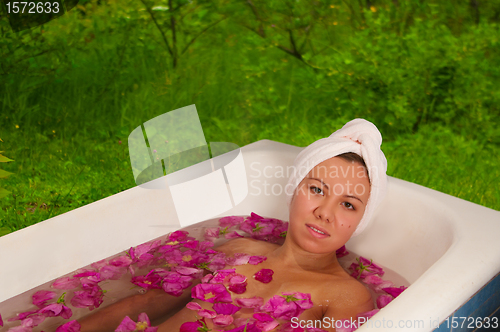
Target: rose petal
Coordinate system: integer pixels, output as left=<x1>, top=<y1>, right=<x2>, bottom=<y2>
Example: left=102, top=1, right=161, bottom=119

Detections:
left=32, top=290, right=57, bottom=307
left=228, top=282, right=247, bottom=294
left=235, top=297, right=264, bottom=308
left=213, top=314, right=234, bottom=326
left=191, top=284, right=232, bottom=303
left=213, top=303, right=241, bottom=315
left=336, top=245, right=349, bottom=258
left=248, top=256, right=267, bottom=265
left=52, top=277, right=80, bottom=290
left=254, top=269, right=273, bottom=283
left=376, top=294, right=393, bottom=309
left=55, top=320, right=81, bottom=332
left=179, top=321, right=202, bottom=332
left=382, top=286, right=407, bottom=298
left=186, top=302, right=202, bottom=311
left=198, top=309, right=216, bottom=319
left=115, top=316, right=136, bottom=332
left=219, top=216, right=245, bottom=227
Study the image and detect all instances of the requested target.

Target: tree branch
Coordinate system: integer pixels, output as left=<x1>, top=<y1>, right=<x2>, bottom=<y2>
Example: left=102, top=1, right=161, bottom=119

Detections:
left=181, top=16, right=228, bottom=56
left=169, top=0, right=177, bottom=68
left=139, top=0, right=173, bottom=57
left=245, top=0, right=265, bottom=37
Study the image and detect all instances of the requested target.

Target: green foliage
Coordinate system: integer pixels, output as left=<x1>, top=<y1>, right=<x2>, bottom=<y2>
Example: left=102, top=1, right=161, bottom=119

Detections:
left=1, top=0, right=499, bottom=235
left=0, top=138, right=14, bottom=236
left=0, top=138, right=14, bottom=200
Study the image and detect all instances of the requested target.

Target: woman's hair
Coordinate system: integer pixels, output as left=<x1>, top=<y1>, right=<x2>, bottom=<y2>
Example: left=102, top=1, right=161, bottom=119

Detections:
left=337, top=152, right=370, bottom=183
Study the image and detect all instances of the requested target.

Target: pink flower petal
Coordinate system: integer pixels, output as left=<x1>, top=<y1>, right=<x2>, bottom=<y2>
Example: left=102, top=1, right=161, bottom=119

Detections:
left=253, top=313, right=274, bottom=322
left=376, top=294, right=394, bottom=309
left=109, top=255, right=133, bottom=267
left=168, top=230, right=190, bottom=242
left=91, top=260, right=108, bottom=270
left=261, top=292, right=313, bottom=320
left=32, top=290, right=57, bottom=307
left=137, top=312, right=151, bottom=326
left=225, top=231, right=244, bottom=239
left=204, top=227, right=220, bottom=241
left=179, top=321, right=203, bottom=332
left=115, top=316, right=136, bottom=332
left=228, top=282, right=247, bottom=294
left=225, top=253, right=250, bottom=266
left=213, top=314, right=234, bottom=326
left=254, top=269, right=274, bottom=283
left=198, top=241, right=214, bottom=251
left=55, top=320, right=81, bottom=332
left=186, top=302, right=202, bottom=311
left=219, top=216, right=245, bottom=227
left=226, top=320, right=260, bottom=332
left=201, top=274, right=213, bottom=283
left=350, top=256, right=385, bottom=279
left=235, top=297, right=264, bottom=308
left=248, top=255, right=267, bottom=265
left=213, top=303, right=241, bottom=315
left=260, top=322, right=280, bottom=332
left=73, top=270, right=98, bottom=278
left=174, top=267, right=203, bottom=278
left=8, top=325, right=33, bottom=332
left=39, top=303, right=73, bottom=319
left=198, top=309, right=216, bottom=319
left=336, top=245, right=349, bottom=258
left=228, top=274, right=247, bottom=284
left=210, top=269, right=236, bottom=284
left=52, top=277, right=80, bottom=290
left=8, top=310, right=38, bottom=321
left=21, top=316, right=45, bottom=328
left=363, top=275, right=394, bottom=292
left=382, top=286, right=407, bottom=298
left=100, top=265, right=126, bottom=280
left=183, top=240, right=199, bottom=249
left=191, top=284, right=232, bottom=303
left=162, top=281, right=186, bottom=297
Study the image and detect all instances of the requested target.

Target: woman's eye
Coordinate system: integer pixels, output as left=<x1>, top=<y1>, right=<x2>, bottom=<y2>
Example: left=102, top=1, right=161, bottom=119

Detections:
left=343, top=202, right=355, bottom=210
left=310, top=186, right=323, bottom=195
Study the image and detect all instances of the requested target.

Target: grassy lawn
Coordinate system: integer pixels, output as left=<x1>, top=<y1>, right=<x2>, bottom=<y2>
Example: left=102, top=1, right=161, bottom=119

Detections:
left=1, top=0, right=499, bottom=236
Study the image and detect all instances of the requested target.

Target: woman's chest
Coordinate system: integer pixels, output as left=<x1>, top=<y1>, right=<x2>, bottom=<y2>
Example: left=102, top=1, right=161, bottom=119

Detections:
left=201, top=260, right=332, bottom=321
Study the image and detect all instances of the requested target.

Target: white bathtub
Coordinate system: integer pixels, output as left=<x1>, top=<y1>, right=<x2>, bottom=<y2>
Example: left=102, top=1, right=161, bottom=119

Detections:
left=1, top=139, right=499, bottom=331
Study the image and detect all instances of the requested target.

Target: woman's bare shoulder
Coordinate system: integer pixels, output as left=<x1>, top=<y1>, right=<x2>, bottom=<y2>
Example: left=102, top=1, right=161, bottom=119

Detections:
left=318, top=275, right=373, bottom=315
left=214, top=237, right=278, bottom=256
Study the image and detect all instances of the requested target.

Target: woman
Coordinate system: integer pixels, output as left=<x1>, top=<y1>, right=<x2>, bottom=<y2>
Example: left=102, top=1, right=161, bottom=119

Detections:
left=79, top=118, right=388, bottom=332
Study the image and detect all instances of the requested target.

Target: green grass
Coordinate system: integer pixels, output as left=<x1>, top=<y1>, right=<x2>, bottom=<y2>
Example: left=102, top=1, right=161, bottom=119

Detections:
left=1, top=0, right=499, bottom=236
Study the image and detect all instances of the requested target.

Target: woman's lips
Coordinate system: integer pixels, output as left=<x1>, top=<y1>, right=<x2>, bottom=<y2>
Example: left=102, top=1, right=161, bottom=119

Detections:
left=306, top=224, right=330, bottom=238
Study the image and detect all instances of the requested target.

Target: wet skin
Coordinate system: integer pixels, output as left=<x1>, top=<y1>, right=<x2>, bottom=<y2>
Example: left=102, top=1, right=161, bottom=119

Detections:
left=159, top=157, right=373, bottom=332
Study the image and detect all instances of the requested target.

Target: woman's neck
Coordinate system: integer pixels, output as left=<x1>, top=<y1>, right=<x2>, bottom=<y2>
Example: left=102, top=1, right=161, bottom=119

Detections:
left=268, top=238, right=341, bottom=273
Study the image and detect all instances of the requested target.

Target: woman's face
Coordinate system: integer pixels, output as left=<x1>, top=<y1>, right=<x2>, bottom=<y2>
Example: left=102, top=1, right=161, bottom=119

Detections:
left=288, top=157, right=370, bottom=254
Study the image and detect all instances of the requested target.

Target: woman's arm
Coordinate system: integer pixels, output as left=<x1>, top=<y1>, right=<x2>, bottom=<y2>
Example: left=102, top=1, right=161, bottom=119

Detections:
left=79, top=281, right=199, bottom=332
left=78, top=238, right=248, bottom=331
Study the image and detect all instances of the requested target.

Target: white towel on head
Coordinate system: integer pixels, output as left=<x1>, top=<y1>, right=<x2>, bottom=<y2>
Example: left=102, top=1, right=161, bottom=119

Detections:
left=285, top=118, right=388, bottom=236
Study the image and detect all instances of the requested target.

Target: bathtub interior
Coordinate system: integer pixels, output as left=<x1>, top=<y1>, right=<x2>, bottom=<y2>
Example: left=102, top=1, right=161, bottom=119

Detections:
left=1, top=139, right=499, bottom=332
left=0, top=215, right=411, bottom=332
left=346, top=181, right=455, bottom=284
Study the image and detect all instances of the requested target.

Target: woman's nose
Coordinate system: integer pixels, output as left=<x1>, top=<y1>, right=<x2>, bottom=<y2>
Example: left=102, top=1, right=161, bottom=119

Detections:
left=314, top=203, right=334, bottom=223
